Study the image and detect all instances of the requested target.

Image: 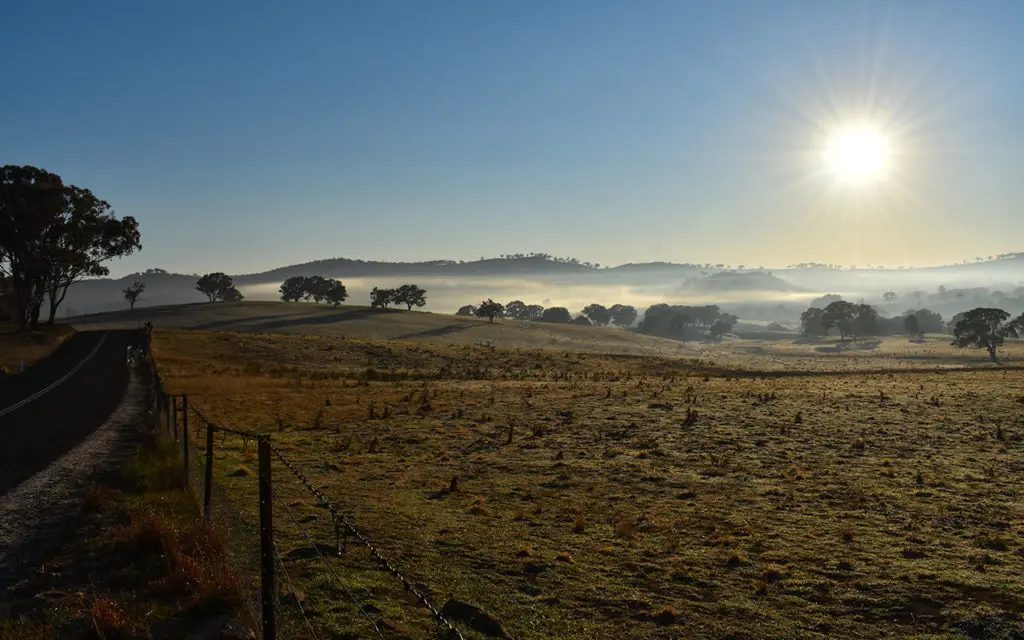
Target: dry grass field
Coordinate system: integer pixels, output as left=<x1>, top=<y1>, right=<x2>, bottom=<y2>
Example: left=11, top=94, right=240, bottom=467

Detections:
left=150, top=313, right=1024, bottom=640
left=0, top=324, right=74, bottom=373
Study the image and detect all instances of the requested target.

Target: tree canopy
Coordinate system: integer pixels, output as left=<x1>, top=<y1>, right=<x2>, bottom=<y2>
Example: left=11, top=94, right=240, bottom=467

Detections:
left=540, top=307, right=572, bottom=323
left=0, top=165, right=141, bottom=329
left=582, top=303, right=611, bottom=326
left=950, top=307, right=1023, bottom=362
left=123, top=281, right=145, bottom=311
left=903, top=313, right=920, bottom=337
left=394, top=284, right=427, bottom=310
left=609, top=304, right=638, bottom=328
left=370, top=287, right=396, bottom=309
left=475, top=299, right=504, bottom=322
left=196, top=273, right=242, bottom=303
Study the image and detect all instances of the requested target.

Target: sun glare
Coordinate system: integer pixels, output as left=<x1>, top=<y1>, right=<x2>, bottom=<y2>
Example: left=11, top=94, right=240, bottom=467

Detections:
left=823, top=125, right=891, bottom=184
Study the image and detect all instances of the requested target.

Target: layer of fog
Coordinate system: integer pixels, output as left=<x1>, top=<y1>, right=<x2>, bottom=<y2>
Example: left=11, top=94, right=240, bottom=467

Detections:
left=239, top=266, right=1024, bottom=325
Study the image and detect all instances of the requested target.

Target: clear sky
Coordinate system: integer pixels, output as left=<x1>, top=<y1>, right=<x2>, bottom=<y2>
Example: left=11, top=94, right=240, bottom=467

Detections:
left=3, top=1, right=1023, bottom=277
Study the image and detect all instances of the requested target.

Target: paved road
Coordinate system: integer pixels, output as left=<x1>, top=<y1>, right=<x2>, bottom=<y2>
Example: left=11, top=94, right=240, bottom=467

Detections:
left=0, top=330, right=140, bottom=495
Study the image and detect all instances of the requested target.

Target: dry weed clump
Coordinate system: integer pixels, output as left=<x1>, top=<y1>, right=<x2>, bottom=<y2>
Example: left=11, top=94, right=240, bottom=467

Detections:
left=89, top=597, right=139, bottom=639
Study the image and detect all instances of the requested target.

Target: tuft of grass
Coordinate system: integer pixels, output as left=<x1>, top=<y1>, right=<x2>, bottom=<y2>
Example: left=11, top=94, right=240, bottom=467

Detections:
left=89, top=597, right=139, bottom=639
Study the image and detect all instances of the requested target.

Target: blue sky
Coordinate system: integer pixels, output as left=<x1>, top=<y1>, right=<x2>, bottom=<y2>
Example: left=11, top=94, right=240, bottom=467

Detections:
left=3, top=1, right=1023, bottom=276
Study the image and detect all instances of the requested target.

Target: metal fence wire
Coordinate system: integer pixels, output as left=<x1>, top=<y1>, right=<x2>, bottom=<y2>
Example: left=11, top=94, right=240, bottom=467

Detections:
left=151, top=371, right=466, bottom=640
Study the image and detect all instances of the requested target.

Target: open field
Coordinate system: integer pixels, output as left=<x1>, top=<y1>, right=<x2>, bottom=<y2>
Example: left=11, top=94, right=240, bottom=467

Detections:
left=0, top=325, right=74, bottom=374
left=72, top=300, right=1024, bottom=372
left=152, top=323, right=1024, bottom=640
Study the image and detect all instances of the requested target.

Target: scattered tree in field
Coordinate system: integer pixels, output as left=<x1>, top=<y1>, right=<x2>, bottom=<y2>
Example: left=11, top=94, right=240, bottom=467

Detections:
left=540, top=307, right=572, bottom=323
left=853, top=303, right=879, bottom=337
left=640, top=304, right=722, bottom=338
left=523, top=304, right=545, bottom=321
left=455, top=304, right=477, bottom=317
left=951, top=307, right=1023, bottom=362
left=800, top=307, right=826, bottom=337
left=582, top=303, right=611, bottom=326
left=504, top=300, right=527, bottom=320
left=304, top=275, right=328, bottom=303
left=196, top=273, right=242, bottom=303
left=370, top=287, right=397, bottom=309
left=822, top=300, right=857, bottom=341
left=811, top=293, right=843, bottom=309
left=475, top=299, right=504, bottom=322
left=709, top=314, right=738, bottom=339
left=904, top=314, right=920, bottom=337
left=882, top=291, right=897, bottom=302
left=320, top=278, right=348, bottom=307
left=123, top=281, right=145, bottom=311
left=394, top=284, right=427, bottom=310
left=609, top=304, right=638, bottom=328
left=0, top=165, right=141, bottom=329
left=570, top=315, right=592, bottom=325
left=280, top=275, right=347, bottom=306
left=279, top=276, right=306, bottom=302
left=904, top=308, right=944, bottom=334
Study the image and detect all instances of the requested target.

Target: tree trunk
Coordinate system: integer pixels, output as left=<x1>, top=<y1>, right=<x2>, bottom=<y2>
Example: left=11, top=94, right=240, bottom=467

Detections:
left=988, top=345, right=998, bottom=363
left=29, top=302, right=41, bottom=331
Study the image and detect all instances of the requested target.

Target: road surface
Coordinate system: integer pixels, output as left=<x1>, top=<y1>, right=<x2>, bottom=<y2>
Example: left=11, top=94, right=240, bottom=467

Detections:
left=0, top=330, right=139, bottom=496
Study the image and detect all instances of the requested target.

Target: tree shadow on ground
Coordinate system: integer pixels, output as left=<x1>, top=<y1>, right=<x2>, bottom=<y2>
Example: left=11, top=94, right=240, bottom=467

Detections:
left=192, top=313, right=297, bottom=331
left=814, top=339, right=883, bottom=353
left=251, top=307, right=389, bottom=331
left=395, top=322, right=483, bottom=341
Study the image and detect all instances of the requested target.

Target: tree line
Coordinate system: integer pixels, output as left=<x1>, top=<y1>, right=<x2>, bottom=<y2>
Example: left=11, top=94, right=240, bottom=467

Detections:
left=800, top=298, right=1024, bottom=362
left=457, top=300, right=638, bottom=327
left=1, top=165, right=141, bottom=329
left=637, top=304, right=738, bottom=340
left=280, top=276, right=427, bottom=310
left=279, top=275, right=348, bottom=306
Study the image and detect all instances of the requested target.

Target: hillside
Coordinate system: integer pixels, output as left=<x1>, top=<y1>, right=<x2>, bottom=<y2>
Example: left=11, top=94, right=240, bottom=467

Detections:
left=69, top=301, right=703, bottom=358
left=680, top=271, right=803, bottom=294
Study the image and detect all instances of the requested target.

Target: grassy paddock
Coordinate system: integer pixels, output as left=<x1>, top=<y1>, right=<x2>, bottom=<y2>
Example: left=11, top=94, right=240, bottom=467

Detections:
left=0, top=435, right=246, bottom=640
left=153, top=328, right=1024, bottom=640
left=0, top=324, right=74, bottom=373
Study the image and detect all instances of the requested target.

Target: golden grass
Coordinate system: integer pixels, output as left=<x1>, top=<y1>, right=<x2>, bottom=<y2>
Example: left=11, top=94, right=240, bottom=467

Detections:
left=0, top=437, right=244, bottom=639
left=0, top=324, right=74, bottom=373
left=153, top=327, right=1024, bottom=640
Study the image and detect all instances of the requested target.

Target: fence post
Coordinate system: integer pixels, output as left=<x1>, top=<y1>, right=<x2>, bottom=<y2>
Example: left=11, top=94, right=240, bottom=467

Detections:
left=203, top=425, right=214, bottom=522
left=258, top=436, right=277, bottom=640
left=182, top=394, right=189, bottom=475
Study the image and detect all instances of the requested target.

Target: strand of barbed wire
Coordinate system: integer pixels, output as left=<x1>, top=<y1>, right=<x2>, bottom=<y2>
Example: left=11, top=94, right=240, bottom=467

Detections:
left=273, top=542, right=320, bottom=640
left=176, top=397, right=465, bottom=640
left=270, top=442, right=465, bottom=640
left=282, top=501, right=386, bottom=640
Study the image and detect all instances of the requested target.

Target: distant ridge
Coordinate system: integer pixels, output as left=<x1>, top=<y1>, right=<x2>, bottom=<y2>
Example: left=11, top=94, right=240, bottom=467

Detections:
left=111, top=252, right=1024, bottom=284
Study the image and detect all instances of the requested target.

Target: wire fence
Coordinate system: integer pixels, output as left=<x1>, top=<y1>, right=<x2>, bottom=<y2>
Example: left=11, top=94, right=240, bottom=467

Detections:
left=147, top=353, right=466, bottom=640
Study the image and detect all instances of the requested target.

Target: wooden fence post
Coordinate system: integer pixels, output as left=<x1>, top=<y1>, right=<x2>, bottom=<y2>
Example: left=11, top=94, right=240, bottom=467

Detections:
left=258, top=436, right=277, bottom=640
left=203, top=425, right=214, bottom=522
left=182, top=394, right=189, bottom=474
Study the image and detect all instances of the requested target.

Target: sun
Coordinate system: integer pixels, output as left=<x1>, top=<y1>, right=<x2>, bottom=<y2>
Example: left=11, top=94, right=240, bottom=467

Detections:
left=823, top=125, right=891, bottom=183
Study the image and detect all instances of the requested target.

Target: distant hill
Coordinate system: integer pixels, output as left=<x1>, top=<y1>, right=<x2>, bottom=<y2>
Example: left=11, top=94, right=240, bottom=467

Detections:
left=56, top=253, right=1024, bottom=318
left=679, top=271, right=804, bottom=294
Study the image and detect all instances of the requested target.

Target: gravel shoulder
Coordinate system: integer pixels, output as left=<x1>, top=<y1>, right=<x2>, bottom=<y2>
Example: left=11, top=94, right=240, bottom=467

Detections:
left=0, top=367, right=149, bottom=584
